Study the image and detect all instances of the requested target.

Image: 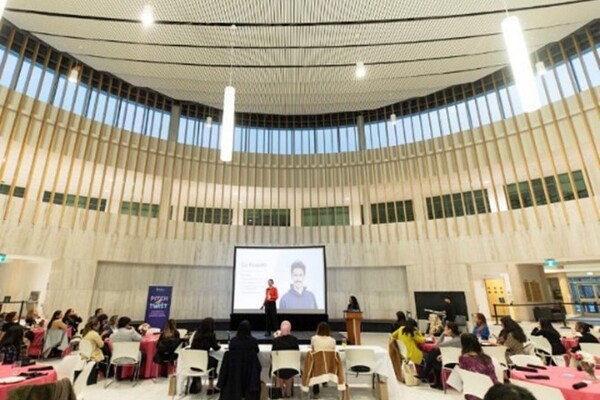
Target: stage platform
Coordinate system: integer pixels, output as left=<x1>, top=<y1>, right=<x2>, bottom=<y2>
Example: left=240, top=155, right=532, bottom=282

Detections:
left=213, top=330, right=347, bottom=345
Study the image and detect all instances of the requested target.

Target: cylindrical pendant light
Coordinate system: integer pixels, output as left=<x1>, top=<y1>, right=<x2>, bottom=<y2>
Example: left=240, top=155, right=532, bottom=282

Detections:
left=501, top=15, right=540, bottom=112
left=220, top=86, right=236, bottom=162
left=68, top=66, right=80, bottom=84
left=0, top=0, right=7, bottom=19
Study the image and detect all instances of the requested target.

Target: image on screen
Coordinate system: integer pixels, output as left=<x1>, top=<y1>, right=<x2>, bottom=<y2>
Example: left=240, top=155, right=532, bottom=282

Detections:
left=232, top=246, right=327, bottom=314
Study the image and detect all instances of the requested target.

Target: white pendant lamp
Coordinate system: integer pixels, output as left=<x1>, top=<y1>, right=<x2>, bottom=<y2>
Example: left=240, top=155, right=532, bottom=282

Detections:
left=68, top=66, right=80, bottom=83
left=220, top=25, right=237, bottom=163
left=141, top=5, right=154, bottom=28
left=0, top=0, right=7, bottom=20
left=501, top=15, right=541, bottom=112
left=355, top=61, right=366, bottom=79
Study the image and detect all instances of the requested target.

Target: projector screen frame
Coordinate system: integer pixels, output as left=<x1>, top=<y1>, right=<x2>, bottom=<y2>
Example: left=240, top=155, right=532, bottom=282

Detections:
left=232, top=245, right=328, bottom=315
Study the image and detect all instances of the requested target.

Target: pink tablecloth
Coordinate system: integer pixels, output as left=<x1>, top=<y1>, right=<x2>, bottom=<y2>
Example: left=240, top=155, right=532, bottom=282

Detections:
left=0, top=365, right=57, bottom=400
left=112, top=335, right=160, bottom=379
left=419, top=342, right=437, bottom=353
left=562, top=338, right=579, bottom=353
left=27, top=328, right=45, bottom=358
left=511, top=366, right=600, bottom=400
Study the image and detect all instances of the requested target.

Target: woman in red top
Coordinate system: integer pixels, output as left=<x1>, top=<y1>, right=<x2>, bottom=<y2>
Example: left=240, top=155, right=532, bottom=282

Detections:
left=264, top=279, right=279, bottom=336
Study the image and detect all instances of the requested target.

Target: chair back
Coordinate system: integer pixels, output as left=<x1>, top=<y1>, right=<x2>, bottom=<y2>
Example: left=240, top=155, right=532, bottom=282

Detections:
left=512, top=379, right=566, bottom=400
left=580, top=342, right=600, bottom=357
left=111, top=341, right=141, bottom=365
left=179, top=349, right=209, bottom=374
left=73, top=361, right=96, bottom=396
left=344, top=347, right=376, bottom=373
left=54, top=354, right=81, bottom=382
left=395, top=340, right=408, bottom=359
left=482, top=345, right=507, bottom=366
left=457, top=368, right=495, bottom=399
left=510, top=354, right=544, bottom=367
left=272, top=350, right=301, bottom=376
left=440, top=347, right=461, bottom=367
left=529, top=336, right=553, bottom=355
left=79, top=339, right=94, bottom=359
left=177, top=328, right=188, bottom=338
left=147, top=327, right=161, bottom=335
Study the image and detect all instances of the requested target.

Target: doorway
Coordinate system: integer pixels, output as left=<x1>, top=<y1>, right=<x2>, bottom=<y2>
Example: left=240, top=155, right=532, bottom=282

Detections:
left=484, top=279, right=509, bottom=317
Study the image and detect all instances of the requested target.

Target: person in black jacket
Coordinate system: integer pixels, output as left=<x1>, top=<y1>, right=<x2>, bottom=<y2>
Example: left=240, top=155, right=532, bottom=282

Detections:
left=442, top=296, right=456, bottom=323
left=531, top=319, right=565, bottom=364
left=191, top=318, right=221, bottom=394
left=571, top=322, right=599, bottom=352
left=271, top=321, right=300, bottom=397
left=0, top=312, right=24, bottom=364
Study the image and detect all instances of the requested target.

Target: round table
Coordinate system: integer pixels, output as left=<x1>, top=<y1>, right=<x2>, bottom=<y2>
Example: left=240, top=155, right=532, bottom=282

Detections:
left=511, top=366, right=600, bottom=400
left=0, top=365, right=57, bottom=400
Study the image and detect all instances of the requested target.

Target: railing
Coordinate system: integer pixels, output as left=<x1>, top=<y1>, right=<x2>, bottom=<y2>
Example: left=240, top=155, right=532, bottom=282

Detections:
left=0, top=300, right=27, bottom=320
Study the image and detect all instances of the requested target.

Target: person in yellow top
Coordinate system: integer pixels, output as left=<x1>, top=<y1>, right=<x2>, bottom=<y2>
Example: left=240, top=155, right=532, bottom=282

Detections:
left=392, top=318, right=425, bottom=364
left=82, top=318, right=105, bottom=363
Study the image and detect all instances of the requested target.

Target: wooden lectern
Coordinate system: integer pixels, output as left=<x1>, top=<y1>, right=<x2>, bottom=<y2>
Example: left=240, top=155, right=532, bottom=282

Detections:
left=344, top=310, right=363, bottom=345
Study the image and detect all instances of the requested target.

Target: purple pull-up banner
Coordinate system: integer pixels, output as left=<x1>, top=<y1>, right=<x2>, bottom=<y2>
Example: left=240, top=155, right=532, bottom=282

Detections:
left=144, top=285, right=172, bottom=329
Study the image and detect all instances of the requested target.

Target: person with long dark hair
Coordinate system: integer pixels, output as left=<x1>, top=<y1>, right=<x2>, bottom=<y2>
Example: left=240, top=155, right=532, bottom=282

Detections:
left=191, top=318, right=221, bottom=394
left=62, top=308, right=82, bottom=337
left=346, top=296, right=360, bottom=311
left=230, top=320, right=259, bottom=353
left=472, top=313, right=490, bottom=341
left=497, top=316, right=526, bottom=361
left=392, top=318, right=425, bottom=364
left=392, top=311, right=407, bottom=332
left=531, top=319, right=565, bottom=356
left=571, top=322, right=599, bottom=352
left=458, top=333, right=499, bottom=400
left=0, top=312, right=24, bottom=364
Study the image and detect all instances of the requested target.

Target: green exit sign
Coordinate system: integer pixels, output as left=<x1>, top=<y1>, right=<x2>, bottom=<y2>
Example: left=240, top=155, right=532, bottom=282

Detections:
left=544, top=258, right=558, bottom=268
left=0, top=253, right=6, bottom=263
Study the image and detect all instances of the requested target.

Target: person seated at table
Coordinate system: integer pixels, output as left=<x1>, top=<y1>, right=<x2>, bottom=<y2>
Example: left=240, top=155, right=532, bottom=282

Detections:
left=110, top=316, right=142, bottom=342
left=311, top=322, right=336, bottom=352
left=92, top=308, right=104, bottom=319
left=571, top=322, right=599, bottom=352
left=230, top=320, right=259, bottom=353
left=25, top=309, right=44, bottom=328
left=497, top=316, right=526, bottom=362
left=391, top=311, right=407, bottom=333
left=0, top=312, right=24, bottom=364
left=190, top=317, right=221, bottom=394
left=154, top=319, right=181, bottom=378
left=101, top=315, right=119, bottom=340
left=459, top=333, right=499, bottom=400
left=392, top=318, right=425, bottom=365
left=272, top=320, right=300, bottom=398
left=483, top=383, right=535, bottom=400
left=531, top=318, right=565, bottom=363
left=420, top=322, right=461, bottom=389
left=44, top=310, right=69, bottom=358
left=81, top=317, right=106, bottom=384
left=62, top=308, right=82, bottom=337
left=426, top=313, right=444, bottom=337
left=472, top=313, right=490, bottom=341
left=346, top=296, right=360, bottom=311
left=96, top=313, right=109, bottom=335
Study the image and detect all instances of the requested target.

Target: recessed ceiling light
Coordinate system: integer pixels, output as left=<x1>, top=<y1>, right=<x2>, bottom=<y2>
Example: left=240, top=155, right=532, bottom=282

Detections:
left=355, top=61, right=366, bottom=79
left=587, top=272, right=594, bottom=276
left=68, top=66, right=80, bottom=83
left=390, top=113, right=397, bottom=125
left=205, top=116, right=213, bottom=128
left=141, top=5, right=155, bottom=28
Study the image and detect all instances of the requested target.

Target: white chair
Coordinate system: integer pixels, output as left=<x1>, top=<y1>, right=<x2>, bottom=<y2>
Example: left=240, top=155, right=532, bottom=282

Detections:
left=147, top=327, right=161, bottom=335
left=74, top=361, right=96, bottom=400
left=395, top=340, right=408, bottom=360
left=457, top=368, right=495, bottom=399
left=482, top=345, right=508, bottom=367
left=528, top=336, right=565, bottom=365
left=177, top=329, right=188, bottom=338
left=104, top=342, right=141, bottom=388
left=489, top=356, right=505, bottom=384
left=55, top=354, right=82, bottom=382
left=344, top=347, right=378, bottom=390
left=439, top=347, right=461, bottom=393
left=580, top=342, right=600, bottom=357
left=509, top=354, right=545, bottom=367
left=512, top=379, right=566, bottom=400
left=271, top=350, right=301, bottom=399
left=177, top=349, right=212, bottom=397
left=79, top=340, right=93, bottom=360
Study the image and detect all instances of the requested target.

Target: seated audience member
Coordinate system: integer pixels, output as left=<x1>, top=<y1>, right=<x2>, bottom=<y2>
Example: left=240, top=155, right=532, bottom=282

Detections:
left=43, top=310, right=69, bottom=357
left=0, top=312, right=5, bottom=331
left=62, top=309, right=82, bottom=337
left=483, top=383, right=536, bottom=400
left=110, top=317, right=142, bottom=342
left=92, top=308, right=104, bottom=318
left=154, top=319, right=181, bottom=377
left=426, top=313, right=444, bottom=337
left=96, top=314, right=109, bottom=335
left=421, top=322, right=461, bottom=389
left=0, top=312, right=24, bottom=364
left=272, top=321, right=300, bottom=398
left=459, top=333, right=499, bottom=400
left=392, top=311, right=407, bottom=332
left=392, top=318, right=425, bottom=365
left=191, top=317, right=221, bottom=394
left=472, top=313, right=490, bottom=341
left=229, top=320, right=259, bottom=353
left=531, top=319, right=565, bottom=363
left=571, top=322, right=599, bottom=352
left=311, top=322, right=336, bottom=352
left=497, top=316, right=526, bottom=361
left=101, top=315, right=119, bottom=340
left=25, top=309, right=44, bottom=328
left=346, top=296, right=360, bottom=311
left=81, top=318, right=106, bottom=383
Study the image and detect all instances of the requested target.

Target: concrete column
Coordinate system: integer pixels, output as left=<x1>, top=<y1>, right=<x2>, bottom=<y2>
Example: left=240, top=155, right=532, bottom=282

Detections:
left=159, top=105, right=181, bottom=221
left=357, top=115, right=366, bottom=151
left=44, top=259, right=98, bottom=317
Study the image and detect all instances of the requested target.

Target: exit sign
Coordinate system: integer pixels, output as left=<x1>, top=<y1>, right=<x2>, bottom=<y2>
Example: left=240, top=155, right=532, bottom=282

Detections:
left=544, top=258, right=558, bottom=268
left=0, top=253, right=6, bottom=263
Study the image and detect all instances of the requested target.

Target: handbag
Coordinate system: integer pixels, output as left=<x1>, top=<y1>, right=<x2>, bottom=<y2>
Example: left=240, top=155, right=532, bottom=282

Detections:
left=167, top=374, right=177, bottom=396
left=401, top=360, right=419, bottom=386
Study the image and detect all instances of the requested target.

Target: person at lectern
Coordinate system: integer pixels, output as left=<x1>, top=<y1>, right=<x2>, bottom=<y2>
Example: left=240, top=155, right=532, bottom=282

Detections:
left=279, top=261, right=318, bottom=310
left=346, top=296, right=360, bottom=311
left=263, top=279, right=279, bottom=336
left=442, top=295, right=456, bottom=323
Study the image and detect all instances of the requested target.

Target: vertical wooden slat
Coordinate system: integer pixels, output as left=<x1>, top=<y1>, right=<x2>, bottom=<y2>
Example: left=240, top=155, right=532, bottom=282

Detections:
left=147, top=97, right=168, bottom=238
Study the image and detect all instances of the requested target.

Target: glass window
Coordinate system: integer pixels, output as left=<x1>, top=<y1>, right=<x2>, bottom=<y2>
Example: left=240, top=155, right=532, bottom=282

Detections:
left=370, top=200, right=414, bottom=224
left=243, top=209, right=291, bottom=226
left=426, top=189, right=489, bottom=220
left=0, top=183, right=26, bottom=198
left=183, top=206, right=232, bottom=224
left=121, top=201, right=160, bottom=218
left=301, top=206, right=350, bottom=226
